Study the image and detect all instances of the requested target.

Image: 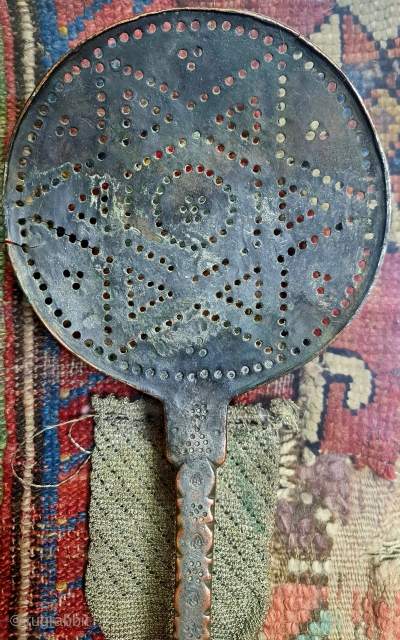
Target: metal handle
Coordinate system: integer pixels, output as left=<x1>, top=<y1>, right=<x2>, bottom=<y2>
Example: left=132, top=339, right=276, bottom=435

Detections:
left=175, top=458, right=215, bottom=639
left=164, top=392, right=228, bottom=640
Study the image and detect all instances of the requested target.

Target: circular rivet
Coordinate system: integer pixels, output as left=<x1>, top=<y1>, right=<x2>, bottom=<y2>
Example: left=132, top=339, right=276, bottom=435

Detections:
left=132, top=364, right=142, bottom=375
left=227, top=370, right=236, bottom=379
left=199, top=349, right=207, bottom=357
left=175, top=372, right=184, bottom=381
left=188, top=372, right=196, bottom=382
left=214, top=370, right=223, bottom=379
left=160, top=370, right=169, bottom=379
left=253, top=363, right=262, bottom=372
left=186, top=346, right=194, bottom=354
left=264, top=360, right=273, bottom=369
left=146, top=368, right=155, bottom=377
left=241, top=366, right=250, bottom=375
left=200, top=369, right=209, bottom=379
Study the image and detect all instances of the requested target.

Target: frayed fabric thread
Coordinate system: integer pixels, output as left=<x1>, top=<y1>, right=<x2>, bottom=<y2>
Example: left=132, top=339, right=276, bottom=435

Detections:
left=10, top=414, right=94, bottom=489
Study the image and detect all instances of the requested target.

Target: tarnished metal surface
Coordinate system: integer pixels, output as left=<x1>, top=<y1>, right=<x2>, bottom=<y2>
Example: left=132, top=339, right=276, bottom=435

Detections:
left=3, top=9, right=389, bottom=640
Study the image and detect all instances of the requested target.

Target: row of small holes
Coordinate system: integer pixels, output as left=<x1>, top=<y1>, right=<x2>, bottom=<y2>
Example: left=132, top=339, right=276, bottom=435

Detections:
left=26, top=222, right=367, bottom=352
left=129, top=21, right=289, bottom=41
left=14, top=42, right=372, bottom=368
left=31, top=242, right=366, bottom=373
left=50, top=41, right=301, bottom=106
left=18, top=27, right=376, bottom=372
left=276, top=174, right=291, bottom=348
left=300, top=55, right=374, bottom=181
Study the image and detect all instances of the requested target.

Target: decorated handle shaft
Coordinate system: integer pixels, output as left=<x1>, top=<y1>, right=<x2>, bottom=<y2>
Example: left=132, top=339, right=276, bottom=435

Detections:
left=164, top=393, right=228, bottom=640
left=175, top=458, right=215, bottom=639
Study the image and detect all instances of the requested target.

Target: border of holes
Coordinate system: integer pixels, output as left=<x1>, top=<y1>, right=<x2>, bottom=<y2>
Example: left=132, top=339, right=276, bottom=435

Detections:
left=4, top=8, right=391, bottom=394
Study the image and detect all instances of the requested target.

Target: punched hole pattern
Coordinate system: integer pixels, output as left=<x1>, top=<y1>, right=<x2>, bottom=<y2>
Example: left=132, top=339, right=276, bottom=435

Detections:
left=8, top=14, right=382, bottom=384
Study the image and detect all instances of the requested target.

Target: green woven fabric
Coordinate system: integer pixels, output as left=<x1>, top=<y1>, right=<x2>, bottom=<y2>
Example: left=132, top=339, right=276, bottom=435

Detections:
left=85, top=396, right=294, bottom=640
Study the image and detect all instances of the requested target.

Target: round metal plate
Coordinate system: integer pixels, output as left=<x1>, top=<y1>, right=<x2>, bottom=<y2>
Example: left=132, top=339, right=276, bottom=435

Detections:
left=4, top=9, right=390, bottom=401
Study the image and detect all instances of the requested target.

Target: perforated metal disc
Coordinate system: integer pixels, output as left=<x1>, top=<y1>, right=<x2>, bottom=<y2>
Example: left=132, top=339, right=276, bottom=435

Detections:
left=4, top=9, right=389, bottom=401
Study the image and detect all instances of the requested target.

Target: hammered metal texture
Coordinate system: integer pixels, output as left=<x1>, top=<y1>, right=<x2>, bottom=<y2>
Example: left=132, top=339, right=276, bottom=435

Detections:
left=4, top=9, right=389, bottom=402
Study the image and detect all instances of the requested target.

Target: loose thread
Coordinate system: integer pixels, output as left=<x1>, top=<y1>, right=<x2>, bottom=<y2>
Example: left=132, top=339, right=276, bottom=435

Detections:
left=11, top=414, right=95, bottom=488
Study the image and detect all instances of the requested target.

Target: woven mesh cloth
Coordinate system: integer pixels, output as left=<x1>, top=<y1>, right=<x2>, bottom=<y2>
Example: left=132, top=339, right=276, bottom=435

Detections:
left=85, top=397, right=290, bottom=640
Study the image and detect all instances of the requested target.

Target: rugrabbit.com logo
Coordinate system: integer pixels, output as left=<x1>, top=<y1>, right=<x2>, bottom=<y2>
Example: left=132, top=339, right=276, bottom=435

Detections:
left=10, top=613, right=92, bottom=628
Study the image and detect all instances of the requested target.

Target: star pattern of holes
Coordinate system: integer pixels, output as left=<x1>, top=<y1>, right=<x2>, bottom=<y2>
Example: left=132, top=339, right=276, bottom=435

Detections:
left=8, top=12, right=382, bottom=385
